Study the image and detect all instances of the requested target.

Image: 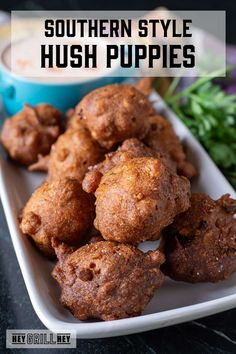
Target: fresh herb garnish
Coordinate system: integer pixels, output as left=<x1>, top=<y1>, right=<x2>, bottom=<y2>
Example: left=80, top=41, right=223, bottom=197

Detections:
left=165, top=68, right=236, bottom=189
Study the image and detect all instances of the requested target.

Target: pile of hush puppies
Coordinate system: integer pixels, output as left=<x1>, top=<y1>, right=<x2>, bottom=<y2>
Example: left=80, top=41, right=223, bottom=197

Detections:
left=1, top=78, right=236, bottom=321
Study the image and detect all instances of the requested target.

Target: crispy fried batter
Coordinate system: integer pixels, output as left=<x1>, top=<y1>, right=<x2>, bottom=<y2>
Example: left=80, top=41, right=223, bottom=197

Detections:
left=52, top=239, right=165, bottom=321
left=0, top=104, right=62, bottom=165
left=144, top=115, right=197, bottom=179
left=20, top=177, right=95, bottom=258
left=162, top=193, right=236, bottom=283
left=88, top=234, right=105, bottom=244
left=28, top=154, right=50, bottom=172
left=30, top=121, right=105, bottom=182
left=82, top=138, right=175, bottom=193
left=94, top=157, right=190, bottom=244
left=65, top=108, right=81, bottom=131
left=75, top=84, right=154, bottom=149
left=134, top=78, right=154, bottom=96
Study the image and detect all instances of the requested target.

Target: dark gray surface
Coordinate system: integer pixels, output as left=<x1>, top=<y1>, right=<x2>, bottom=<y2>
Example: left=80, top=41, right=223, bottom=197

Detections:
left=0, top=199, right=236, bottom=353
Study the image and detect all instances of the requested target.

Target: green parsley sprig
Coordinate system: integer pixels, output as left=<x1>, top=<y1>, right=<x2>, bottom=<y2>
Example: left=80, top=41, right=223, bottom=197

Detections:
left=164, top=68, right=236, bottom=189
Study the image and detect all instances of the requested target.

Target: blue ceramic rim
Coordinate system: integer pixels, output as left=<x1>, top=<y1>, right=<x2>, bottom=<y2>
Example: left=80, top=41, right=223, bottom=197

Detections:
left=0, top=41, right=122, bottom=87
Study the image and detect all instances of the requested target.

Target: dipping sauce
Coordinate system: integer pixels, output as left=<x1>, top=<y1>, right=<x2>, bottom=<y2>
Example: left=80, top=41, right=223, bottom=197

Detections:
left=2, top=35, right=116, bottom=83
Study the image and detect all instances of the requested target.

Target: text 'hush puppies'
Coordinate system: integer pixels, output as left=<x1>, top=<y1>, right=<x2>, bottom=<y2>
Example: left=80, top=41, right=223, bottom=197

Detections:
left=75, top=84, right=153, bottom=149
left=52, top=240, right=165, bottom=321
left=94, top=157, right=191, bottom=244
left=20, top=177, right=95, bottom=258
left=162, top=193, right=236, bottom=283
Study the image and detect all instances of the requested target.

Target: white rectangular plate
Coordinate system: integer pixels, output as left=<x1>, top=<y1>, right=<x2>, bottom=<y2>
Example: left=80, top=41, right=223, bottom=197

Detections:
left=0, top=92, right=236, bottom=338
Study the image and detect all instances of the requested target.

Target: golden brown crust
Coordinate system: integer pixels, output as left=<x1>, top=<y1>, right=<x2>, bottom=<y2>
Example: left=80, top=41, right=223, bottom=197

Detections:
left=20, top=177, right=95, bottom=258
left=88, top=234, right=105, bottom=244
left=28, top=154, right=50, bottom=172
left=82, top=138, right=175, bottom=193
left=162, top=193, right=236, bottom=283
left=134, top=78, right=154, bottom=96
left=75, top=84, right=154, bottom=149
left=30, top=120, right=106, bottom=181
left=52, top=240, right=165, bottom=321
left=94, top=157, right=190, bottom=244
left=144, top=115, right=197, bottom=179
left=0, top=104, right=62, bottom=165
left=65, top=108, right=81, bottom=131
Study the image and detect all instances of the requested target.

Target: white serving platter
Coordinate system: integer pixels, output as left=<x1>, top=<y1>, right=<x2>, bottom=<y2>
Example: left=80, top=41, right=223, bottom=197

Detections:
left=0, top=91, right=236, bottom=338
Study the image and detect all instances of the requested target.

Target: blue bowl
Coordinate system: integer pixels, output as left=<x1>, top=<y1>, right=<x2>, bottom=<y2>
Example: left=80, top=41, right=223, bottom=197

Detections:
left=0, top=45, right=125, bottom=115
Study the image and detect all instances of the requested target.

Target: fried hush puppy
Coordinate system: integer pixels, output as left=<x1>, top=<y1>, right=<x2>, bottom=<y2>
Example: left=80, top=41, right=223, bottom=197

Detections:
left=83, top=138, right=175, bottom=193
left=75, top=84, right=154, bottom=149
left=0, top=103, right=62, bottom=165
left=134, top=77, right=154, bottom=96
left=65, top=107, right=81, bottom=131
left=94, top=157, right=191, bottom=244
left=144, top=115, right=197, bottom=179
left=68, top=78, right=153, bottom=131
left=29, top=121, right=105, bottom=182
left=20, top=177, right=95, bottom=258
left=162, top=193, right=236, bottom=283
left=52, top=239, right=165, bottom=321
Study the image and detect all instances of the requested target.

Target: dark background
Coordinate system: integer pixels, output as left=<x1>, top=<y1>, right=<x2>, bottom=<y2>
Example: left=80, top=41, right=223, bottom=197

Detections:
left=1, top=0, right=236, bottom=44
left=1, top=1, right=236, bottom=353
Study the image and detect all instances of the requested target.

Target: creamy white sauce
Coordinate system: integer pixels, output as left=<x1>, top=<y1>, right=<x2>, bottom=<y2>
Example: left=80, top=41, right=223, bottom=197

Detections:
left=2, top=36, right=114, bottom=83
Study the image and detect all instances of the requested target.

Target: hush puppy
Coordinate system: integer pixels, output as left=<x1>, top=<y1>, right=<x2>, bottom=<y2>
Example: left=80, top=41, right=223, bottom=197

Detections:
left=52, top=239, right=165, bottom=321
left=94, top=157, right=191, bottom=244
left=20, top=177, right=95, bottom=258
left=83, top=138, right=175, bottom=193
left=162, top=193, right=236, bottom=283
left=30, top=121, right=105, bottom=182
left=75, top=84, right=154, bottom=149
left=144, top=115, right=197, bottom=179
